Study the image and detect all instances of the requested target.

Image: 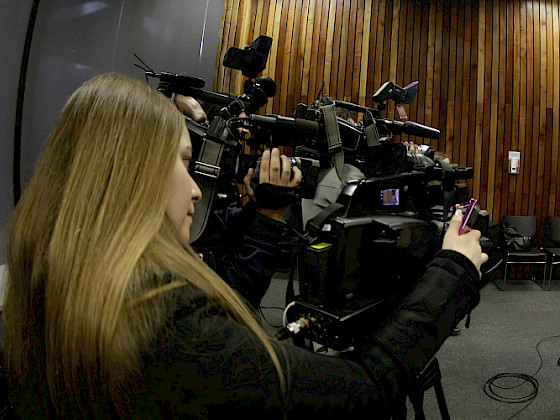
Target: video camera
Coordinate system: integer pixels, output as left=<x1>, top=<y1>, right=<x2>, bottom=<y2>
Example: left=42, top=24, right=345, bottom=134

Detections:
left=137, top=36, right=322, bottom=207
left=274, top=85, right=483, bottom=350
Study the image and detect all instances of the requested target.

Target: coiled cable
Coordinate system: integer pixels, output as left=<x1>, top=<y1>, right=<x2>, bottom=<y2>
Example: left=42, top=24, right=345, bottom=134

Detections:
left=484, top=334, right=560, bottom=419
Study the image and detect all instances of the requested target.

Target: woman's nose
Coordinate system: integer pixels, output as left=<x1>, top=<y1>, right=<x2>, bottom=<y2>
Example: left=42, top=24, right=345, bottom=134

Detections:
left=191, top=185, right=202, bottom=203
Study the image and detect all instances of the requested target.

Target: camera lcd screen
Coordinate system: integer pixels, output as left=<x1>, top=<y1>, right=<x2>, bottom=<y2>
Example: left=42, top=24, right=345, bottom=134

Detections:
left=380, top=188, right=400, bottom=206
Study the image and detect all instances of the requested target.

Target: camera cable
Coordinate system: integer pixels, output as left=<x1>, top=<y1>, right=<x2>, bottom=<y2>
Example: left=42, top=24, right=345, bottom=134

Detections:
left=274, top=301, right=311, bottom=341
left=483, top=333, right=560, bottom=419
left=258, top=305, right=285, bottom=329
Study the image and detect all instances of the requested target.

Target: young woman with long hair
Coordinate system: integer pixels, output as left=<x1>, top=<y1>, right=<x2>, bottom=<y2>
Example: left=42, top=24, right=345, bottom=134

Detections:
left=4, top=72, right=487, bottom=418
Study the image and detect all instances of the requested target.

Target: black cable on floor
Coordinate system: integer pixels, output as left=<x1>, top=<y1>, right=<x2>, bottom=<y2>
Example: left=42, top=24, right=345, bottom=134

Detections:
left=483, top=334, right=560, bottom=419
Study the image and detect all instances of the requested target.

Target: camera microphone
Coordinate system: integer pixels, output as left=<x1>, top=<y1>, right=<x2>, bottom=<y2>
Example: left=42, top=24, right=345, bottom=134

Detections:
left=377, top=119, right=440, bottom=139
left=249, top=114, right=319, bottom=137
left=401, top=121, right=440, bottom=139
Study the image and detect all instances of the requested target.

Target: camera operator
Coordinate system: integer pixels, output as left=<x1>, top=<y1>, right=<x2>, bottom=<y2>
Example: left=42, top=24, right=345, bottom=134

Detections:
left=403, top=140, right=420, bottom=154
left=173, top=94, right=302, bottom=309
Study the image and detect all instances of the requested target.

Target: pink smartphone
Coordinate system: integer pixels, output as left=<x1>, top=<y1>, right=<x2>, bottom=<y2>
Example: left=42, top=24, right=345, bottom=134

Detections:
left=459, top=198, right=479, bottom=235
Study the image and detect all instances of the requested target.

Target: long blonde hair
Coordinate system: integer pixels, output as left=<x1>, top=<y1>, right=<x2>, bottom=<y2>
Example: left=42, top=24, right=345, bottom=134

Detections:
left=5, top=73, right=284, bottom=416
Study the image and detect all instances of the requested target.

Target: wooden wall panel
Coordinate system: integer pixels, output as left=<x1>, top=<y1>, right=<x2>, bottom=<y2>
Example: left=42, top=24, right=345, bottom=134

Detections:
left=214, top=0, right=560, bottom=235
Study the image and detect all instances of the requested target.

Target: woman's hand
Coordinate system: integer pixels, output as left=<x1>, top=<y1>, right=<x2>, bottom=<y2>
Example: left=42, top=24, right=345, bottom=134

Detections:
left=442, top=209, right=489, bottom=274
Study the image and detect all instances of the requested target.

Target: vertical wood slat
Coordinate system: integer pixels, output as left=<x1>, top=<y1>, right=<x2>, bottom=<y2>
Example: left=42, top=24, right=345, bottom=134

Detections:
left=480, top=0, right=493, bottom=211
left=523, top=1, right=534, bottom=216
left=288, top=0, right=300, bottom=114
left=351, top=0, right=364, bottom=104
left=431, top=0, right=444, bottom=139
left=502, top=0, right=513, bottom=220
left=306, top=0, right=322, bottom=104
left=300, top=0, right=314, bottom=106
left=336, top=0, right=350, bottom=100
left=509, top=0, right=520, bottom=215
left=494, top=0, right=506, bottom=222
left=313, top=0, right=329, bottom=101
left=457, top=0, right=469, bottom=169
left=543, top=0, right=553, bottom=217
left=416, top=0, right=429, bottom=133
left=529, top=1, right=540, bottom=217
left=473, top=0, right=485, bottom=202
left=348, top=0, right=361, bottom=103
left=467, top=1, right=479, bottom=180
left=323, top=0, right=337, bottom=98
left=408, top=0, right=421, bottom=124
left=213, top=0, right=560, bottom=232
left=424, top=1, right=436, bottom=131
left=514, top=0, right=526, bottom=215
left=445, top=0, right=457, bottom=160
left=395, top=0, right=408, bottom=122
left=366, top=0, right=380, bottom=108
left=553, top=0, right=560, bottom=215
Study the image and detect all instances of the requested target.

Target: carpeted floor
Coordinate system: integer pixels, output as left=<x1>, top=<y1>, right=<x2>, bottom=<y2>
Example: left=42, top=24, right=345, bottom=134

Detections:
left=260, top=275, right=560, bottom=420
left=410, top=280, right=560, bottom=420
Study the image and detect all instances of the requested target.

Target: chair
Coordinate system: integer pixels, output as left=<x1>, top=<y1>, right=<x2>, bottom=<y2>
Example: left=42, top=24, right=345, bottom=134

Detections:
left=500, top=216, right=547, bottom=290
left=391, top=358, right=450, bottom=420
left=408, top=358, right=450, bottom=420
left=541, top=217, right=560, bottom=290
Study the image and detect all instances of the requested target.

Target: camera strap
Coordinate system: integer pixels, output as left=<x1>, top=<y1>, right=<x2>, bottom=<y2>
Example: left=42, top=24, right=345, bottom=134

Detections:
left=321, top=104, right=345, bottom=181
left=306, top=202, right=345, bottom=243
left=190, top=137, right=223, bottom=244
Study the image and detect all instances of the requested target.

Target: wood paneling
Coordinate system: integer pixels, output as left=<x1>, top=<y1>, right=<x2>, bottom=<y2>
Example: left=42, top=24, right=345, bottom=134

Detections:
left=214, top=0, right=560, bottom=233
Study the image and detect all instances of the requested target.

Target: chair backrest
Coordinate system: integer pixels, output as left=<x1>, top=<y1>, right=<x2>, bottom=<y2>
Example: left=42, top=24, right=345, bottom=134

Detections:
left=543, top=217, right=560, bottom=247
left=502, top=215, right=538, bottom=247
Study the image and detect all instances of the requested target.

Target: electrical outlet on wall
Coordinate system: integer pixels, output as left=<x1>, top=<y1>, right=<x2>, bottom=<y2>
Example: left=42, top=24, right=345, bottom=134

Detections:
left=508, top=151, right=520, bottom=174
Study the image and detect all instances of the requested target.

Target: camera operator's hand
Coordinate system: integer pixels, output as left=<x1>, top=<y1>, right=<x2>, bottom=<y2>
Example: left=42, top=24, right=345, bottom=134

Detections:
left=403, top=141, right=420, bottom=153
left=442, top=209, right=489, bottom=274
left=174, top=94, right=209, bottom=126
left=243, top=148, right=302, bottom=221
left=238, top=112, right=250, bottom=135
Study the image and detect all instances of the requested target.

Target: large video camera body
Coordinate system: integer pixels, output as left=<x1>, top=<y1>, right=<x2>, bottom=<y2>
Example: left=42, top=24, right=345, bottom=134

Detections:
left=261, top=85, right=487, bottom=350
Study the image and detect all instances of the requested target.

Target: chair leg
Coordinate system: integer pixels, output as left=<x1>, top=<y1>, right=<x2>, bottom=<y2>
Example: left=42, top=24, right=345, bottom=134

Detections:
left=545, top=261, right=556, bottom=291
left=536, top=262, right=548, bottom=290
left=408, top=359, right=449, bottom=420
left=497, top=261, right=508, bottom=291
left=543, top=263, right=548, bottom=290
left=549, top=262, right=553, bottom=290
